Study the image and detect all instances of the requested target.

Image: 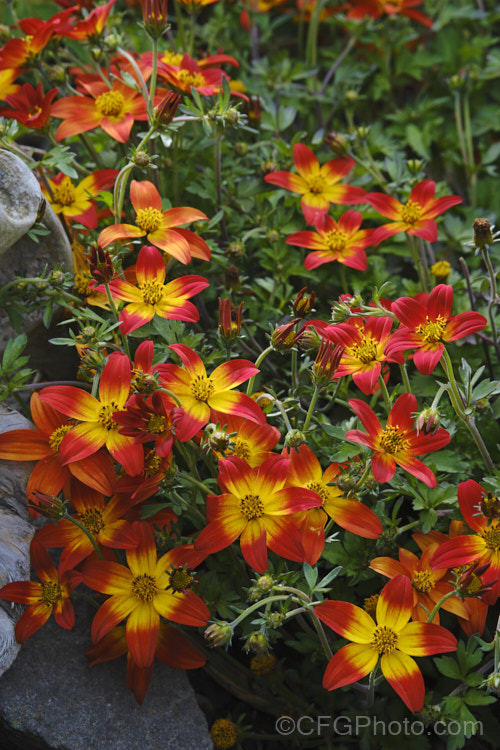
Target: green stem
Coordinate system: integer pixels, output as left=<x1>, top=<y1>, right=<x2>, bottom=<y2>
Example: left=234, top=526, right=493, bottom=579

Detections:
left=148, top=37, right=159, bottom=120
left=66, top=515, right=104, bottom=559
left=427, top=589, right=459, bottom=623
left=399, top=363, right=411, bottom=394
left=291, top=347, right=298, bottom=391
left=246, top=345, right=273, bottom=395
left=157, top=387, right=182, bottom=407
left=103, top=281, right=131, bottom=359
left=273, top=399, right=293, bottom=432
left=231, top=594, right=300, bottom=630
left=215, top=128, right=228, bottom=242
left=354, top=459, right=372, bottom=491
left=462, top=92, right=476, bottom=205
left=377, top=374, right=391, bottom=412
left=480, top=245, right=500, bottom=359
left=407, top=235, right=428, bottom=293
left=303, top=385, right=320, bottom=432
left=396, top=519, right=421, bottom=536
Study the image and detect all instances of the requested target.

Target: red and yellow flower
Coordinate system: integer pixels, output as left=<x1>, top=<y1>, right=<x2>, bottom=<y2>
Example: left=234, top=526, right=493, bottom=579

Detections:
left=112, top=391, right=180, bottom=457
left=41, top=169, right=117, bottom=229
left=158, top=52, right=235, bottom=96
left=315, top=575, right=457, bottom=712
left=0, top=68, right=21, bottom=99
left=347, top=0, right=433, bottom=27
left=0, top=82, right=58, bottom=129
left=369, top=545, right=469, bottom=623
left=284, top=445, right=382, bottom=564
left=63, top=0, right=116, bottom=40
left=345, top=392, right=451, bottom=487
left=38, top=351, right=144, bottom=476
left=430, top=480, right=500, bottom=604
left=157, top=344, right=264, bottom=441
left=264, top=143, right=366, bottom=225
left=286, top=210, right=375, bottom=270
left=98, top=180, right=210, bottom=264
left=51, top=78, right=149, bottom=143
left=204, top=412, right=281, bottom=467
left=82, top=522, right=209, bottom=668
left=387, top=284, right=487, bottom=375
left=314, top=316, right=403, bottom=395
left=366, top=180, right=462, bottom=243
left=0, top=391, right=115, bottom=507
left=194, top=455, right=321, bottom=572
left=102, top=244, right=209, bottom=333
left=0, top=541, right=81, bottom=643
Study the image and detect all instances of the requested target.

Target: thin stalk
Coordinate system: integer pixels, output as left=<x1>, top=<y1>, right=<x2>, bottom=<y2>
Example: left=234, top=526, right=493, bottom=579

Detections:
left=354, top=459, right=372, bottom=491
left=148, top=37, right=159, bottom=119
left=215, top=128, right=228, bottom=242
left=427, top=589, right=458, bottom=623
left=480, top=245, right=500, bottom=361
left=399, top=363, right=411, bottom=394
left=67, top=516, right=104, bottom=559
left=320, top=36, right=356, bottom=95
left=303, top=384, right=320, bottom=431
left=291, top=347, right=298, bottom=391
left=462, top=91, right=476, bottom=204
left=407, top=235, right=428, bottom=292
left=377, top=374, right=391, bottom=412
left=231, top=594, right=301, bottom=630
left=246, top=345, right=273, bottom=395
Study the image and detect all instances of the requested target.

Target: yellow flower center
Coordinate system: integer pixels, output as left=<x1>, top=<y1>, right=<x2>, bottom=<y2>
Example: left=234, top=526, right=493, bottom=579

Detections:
left=465, top=574, right=483, bottom=596
left=190, top=374, right=215, bottom=402
left=350, top=336, right=379, bottom=364
left=40, top=581, right=63, bottom=606
left=412, top=570, right=435, bottom=593
left=231, top=438, right=251, bottom=461
left=177, top=69, right=205, bottom=88
left=306, top=173, right=327, bottom=195
left=80, top=508, right=105, bottom=535
left=168, top=567, right=193, bottom=592
left=95, top=90, right=125, bottom=117
left=324, top=228, right=347, bottom=252
left=238, top=493, right=264, bottom=520
left=146, top=414, right=168, bottom=434
left=481, top=492, right=500, bottom=519
left=141, top=279, right=165, bottom=305
left=135, top=207, right=163, bottom=233
left=49, top=424, right=73, bottom=453
left=210, top=719, right=238, bottom=750
left=430, top=260, right=451, bottom=279
left=400, top=199, right=422, bottom=225
left=370, top=624, right=398, bottom=654
left=379, top=426, right=407, bottom=455
left=415, top=315, right=448, bottom=344
left=131, top=573, right=158, bottom=602
left=306, top=479, right=329, bottom=505
left=142, top=449, right=163, bottom=477
left=250, top=652, right=277, bottom=676
left=74, top=271, right=92, bottom=295
left=364, top=594, right=379, bottom=616
left=482, top=524, right=500, bottom=550
left=98, top=401, right=120, bottom=430
left=52, top=180, right=76, bottom=207
left=161, top=50, right=183, bottom=65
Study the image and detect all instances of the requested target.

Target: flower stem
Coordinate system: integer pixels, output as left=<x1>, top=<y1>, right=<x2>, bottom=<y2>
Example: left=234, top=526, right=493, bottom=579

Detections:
left=303, top=385, right=320, bottom=432
left=66, top=516, right=104, bottom=560
left=426, top=589, right=458, bottom=623
left=377, top=374, right=391, bottom=412
left=246, top=345, right=273, bottom=395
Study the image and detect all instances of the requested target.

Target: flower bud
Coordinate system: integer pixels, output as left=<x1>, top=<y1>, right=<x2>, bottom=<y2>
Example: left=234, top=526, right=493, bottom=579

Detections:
left=256, top=574, right=274, bottom=592
left=311, top=341, right=344, bottom=386
left=324, top=131, right=348, bottom=156
left=244, top=631, right=268, bottom=654
left=266, top=612, right=285, bottom=628
left=141, top=0, right=169, bottom=38
left=284, top=429, right=307, bottom=448
left=261, top=159, right=278, bottom=175
left=473, top=217, right=493, bottom=250
left=133, top=151, right=150, bottom=169
left=90, top=245, right=114, bottom=283
left=225, top=241, right=245, bottom=258
left=293, top=287, right=316, bottom=317
left=415, top=407, right=440, bottom=436
left=430, top=260, right=451, bottom=279
left=154, top=90, right=181, bottom=126
left=271, top=319, right=302, bottom=351
left=331, top=299, right=352, bottom=323
left=406, top=159, right=424, bottom=175
left=224, top=264, right=241, bottom=291
left=204, top=621, right=233, bottom=648
left=266, top=229, right=280, bottom=243
left=218, top=298, right=243, bottom=342
left=28, top=491, right=67, bottom=520
left=244, top=96, right=262, bottom=126
left=296, top=325, right=322, bottom=352
left=234, top=142, right=248, bottom=156
left=49, top=269, right=66, bottom=287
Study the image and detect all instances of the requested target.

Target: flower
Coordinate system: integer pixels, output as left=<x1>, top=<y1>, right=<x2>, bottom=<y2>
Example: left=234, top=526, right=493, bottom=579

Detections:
left=387, top=284, right=487, bottom=375
left=347, top=0, right=433, bottom=27
left=204, top=412, right=281, bottom=466
left=34, top=486, right=138, bottom=574
left=0, top=391, right=116, bottom=507
left=38, top=351, right=144, bottom=476
left=112, top=390, right=180, bottom=457
left=0, top=82, right=58, bottom=129
left=284, top=445, right=382, bottom=564
left=366, top=180, right=462, bottom=243
left=345, top=392, right=451, bottom=487
left=311, top=340, right=344, bottom=386
left=51, top=78, right=149, bottom=143
left=63, top=0, right=116, bottom=40
left=369, top=545, right=469, bottom=623
left=98, top=180, right=210, bottom=264
left=142, top=0, right=169, bottom=37
left=286, top=210, right=376, bottom=270
left=194, top=455, right=321, bottom=572
left=218, top=298, right=243, bottom=342
left=430, top=260, right=451, bottom=279
left=264, top=143, right=366, bottom=225
left=315, top=575, right=457, bottom=712
left=210, top=719, right=238, bottom=749
left=315, top=316, right=403, bottom=395
left=430, top=480, right=500, bottom=604
left=156, top=343, right=264, bottom=441
left=102, top=245, right=209, bottom=333
left=158, top=52, right=236, bottom=96
left=82, top=521, right=209, bottom=668
left=0, top=541, right=81, bottom=643
left=41, top=169, right=118, bottom=229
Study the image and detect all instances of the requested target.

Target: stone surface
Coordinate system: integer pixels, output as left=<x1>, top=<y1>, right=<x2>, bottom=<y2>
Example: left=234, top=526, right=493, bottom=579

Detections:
left=0, top=600, right=214, bottom=750
left=0, top=149, right=42, bottom=255
left=0, top=404, right=36, bottom=676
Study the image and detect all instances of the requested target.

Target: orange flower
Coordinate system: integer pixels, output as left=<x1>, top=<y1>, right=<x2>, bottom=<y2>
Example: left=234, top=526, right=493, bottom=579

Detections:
left=98, top=180, right=210, bottom=264
left=42, top=169, right=117, bottom=229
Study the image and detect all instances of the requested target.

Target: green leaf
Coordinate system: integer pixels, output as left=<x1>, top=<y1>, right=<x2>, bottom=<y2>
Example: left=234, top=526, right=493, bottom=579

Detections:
left=434, top=655, right=462, bottom=680
left=463, top=689, right=496, bottom=705
left=2, top=334, right=28, bottom=370
left=406, top=124, right=430, bottom=160
left=302, top=562, right=317, bottom=591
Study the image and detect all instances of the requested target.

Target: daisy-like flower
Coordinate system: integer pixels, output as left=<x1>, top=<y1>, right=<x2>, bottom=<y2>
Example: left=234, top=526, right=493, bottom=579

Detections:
left=38, top=351, right=144, bottom=476
left=82, top=521, right=209, bottom=668
left=366, top=180, right=462, bottom=244
left=157, top=53, right=233, bottom=96
left=387, top=284, right=487, bottom=375
left=264, top=143, right=366, bottom=226
left=112, top=391, right=180, bottom=457
left=347, top=0, right=433, bottom=27
left=101, top=245, right=209, bottom=333
left=194, top=455, right=321, bottom=572
left=286, top=210, right=376, bottom=270
left=0, top=82, right=58, bottom=129
left=345, top=392, right=451, bottom=487
left=0, top=541, right=81, bottom=643
left=63, top=0, right=116, bottom=40
left=156, top=344, right=265, bottom=441
left=41, top=169, right=117, bottom=229
left=315, top=575, right=457, bottom=712
left=0, top=10, right=73, bottom=68
left=98, top=181, right=210, bottom=264
left=369, top=545, right=469, bottom=623
left=34, top=485, right=138, bottom=575
left=0, top=391, right=115, bottom=507
left=314, top=316, right=403, bottom=395
left=284, top=445, right=382, bottom=564
left=51, top=78, right=149, bottom=143
left=205, top=412, right=281, bottom=467
left=430, top=480, right=500, bottom=604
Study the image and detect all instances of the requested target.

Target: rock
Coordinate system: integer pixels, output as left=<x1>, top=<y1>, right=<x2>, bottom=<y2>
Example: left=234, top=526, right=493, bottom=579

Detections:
left=0, top=600, right=214, bottom=750
left=0, top=149, right=43, bottom=255
left=0, top=405, right=36, bottom=677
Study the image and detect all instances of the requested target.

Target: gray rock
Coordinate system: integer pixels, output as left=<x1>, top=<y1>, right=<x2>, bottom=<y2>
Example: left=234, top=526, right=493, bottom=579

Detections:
left=0, top=149, right=43, bottom=255
left=0, top=404, right=36, bottom=677
left=0, top=600, right=213, bottom=750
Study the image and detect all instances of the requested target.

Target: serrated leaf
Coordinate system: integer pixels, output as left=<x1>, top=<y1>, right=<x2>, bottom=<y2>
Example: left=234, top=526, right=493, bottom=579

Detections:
left=2, top=334, right=27, bottom=370
left=434, top=655, right=461, bottom=680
